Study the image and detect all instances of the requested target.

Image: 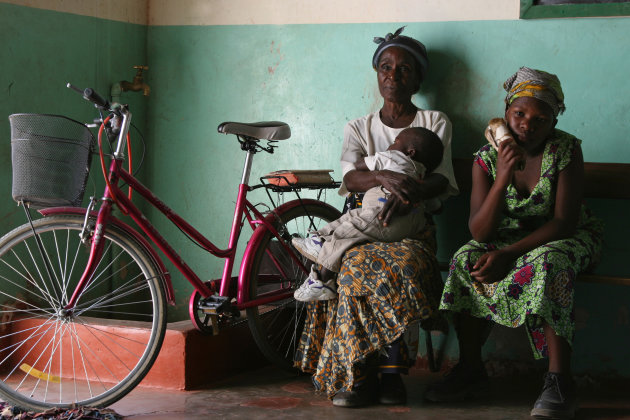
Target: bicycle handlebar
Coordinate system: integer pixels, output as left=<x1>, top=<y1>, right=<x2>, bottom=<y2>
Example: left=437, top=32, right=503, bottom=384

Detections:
left=66, top=83, right=111, bottom=111
left=67, top=82, right=131, bottom=163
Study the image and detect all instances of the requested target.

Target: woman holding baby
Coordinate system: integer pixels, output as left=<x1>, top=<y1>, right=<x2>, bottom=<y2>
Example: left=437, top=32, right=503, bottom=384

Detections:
left=295, top=26, right=458, bottom=407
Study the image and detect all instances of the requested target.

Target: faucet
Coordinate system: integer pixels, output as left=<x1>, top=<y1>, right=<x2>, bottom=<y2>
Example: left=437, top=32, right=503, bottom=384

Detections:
left=120, top=65, right=150, bottom=96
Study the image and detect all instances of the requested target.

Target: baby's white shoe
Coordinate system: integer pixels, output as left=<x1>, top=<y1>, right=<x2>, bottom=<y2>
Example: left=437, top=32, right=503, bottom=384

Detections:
left=291, top=235, right=323, bottom=263
left=294, top=266, right=337, bottom=302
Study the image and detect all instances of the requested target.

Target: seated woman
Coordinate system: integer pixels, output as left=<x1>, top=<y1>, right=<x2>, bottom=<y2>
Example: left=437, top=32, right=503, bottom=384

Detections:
left=295, top=27, right=458, bottom=408
left=424, top=67, right=603, bottom=420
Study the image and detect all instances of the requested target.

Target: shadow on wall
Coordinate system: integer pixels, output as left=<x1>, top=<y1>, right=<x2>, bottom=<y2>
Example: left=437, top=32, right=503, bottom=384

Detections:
left=421, top=48, right=489, bottom=158
left=417, top=49, right=484, bottom=262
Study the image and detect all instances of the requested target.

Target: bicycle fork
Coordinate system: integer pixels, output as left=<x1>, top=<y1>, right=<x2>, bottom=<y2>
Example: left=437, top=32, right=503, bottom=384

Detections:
left=63, top=196, right=115, bottom=312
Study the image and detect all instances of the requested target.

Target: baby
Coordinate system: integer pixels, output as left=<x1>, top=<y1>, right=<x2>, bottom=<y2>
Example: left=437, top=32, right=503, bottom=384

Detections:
left=292, top=126, right=444, bottom=301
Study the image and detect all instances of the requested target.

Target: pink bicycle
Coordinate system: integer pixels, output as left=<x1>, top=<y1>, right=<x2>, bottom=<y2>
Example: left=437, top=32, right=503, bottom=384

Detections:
left=0, top=85, right=341, bottom=410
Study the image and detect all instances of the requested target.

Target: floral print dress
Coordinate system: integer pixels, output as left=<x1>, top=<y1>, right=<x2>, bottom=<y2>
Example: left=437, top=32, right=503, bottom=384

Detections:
left=440, top=129, right=603, bottom=359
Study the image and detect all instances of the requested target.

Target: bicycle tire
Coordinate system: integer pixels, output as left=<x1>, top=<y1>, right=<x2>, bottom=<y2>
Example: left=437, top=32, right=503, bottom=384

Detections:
left=246, top=201, right=340, bottom=370
left=0, top=215, right=167, bottom=411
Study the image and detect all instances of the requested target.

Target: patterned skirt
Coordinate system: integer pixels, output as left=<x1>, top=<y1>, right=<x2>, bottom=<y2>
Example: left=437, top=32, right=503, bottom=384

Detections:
left=294, top=228, right=443, bottom=397
left=440, top=225, right=603, bottom=359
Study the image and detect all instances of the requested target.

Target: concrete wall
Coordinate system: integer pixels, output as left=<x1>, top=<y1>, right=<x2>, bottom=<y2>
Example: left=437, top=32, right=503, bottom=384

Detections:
left=2, top=0, right=629, bottom=376
left=0, top=2, right=149, bottom=230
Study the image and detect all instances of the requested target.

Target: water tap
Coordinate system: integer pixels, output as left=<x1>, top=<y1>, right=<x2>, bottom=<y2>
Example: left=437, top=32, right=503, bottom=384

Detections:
left=120, top=65, right=150, bottom=96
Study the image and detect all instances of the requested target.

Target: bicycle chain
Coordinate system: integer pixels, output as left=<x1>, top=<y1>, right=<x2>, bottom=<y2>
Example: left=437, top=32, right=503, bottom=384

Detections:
left=218, top=297, right=296, bottom=330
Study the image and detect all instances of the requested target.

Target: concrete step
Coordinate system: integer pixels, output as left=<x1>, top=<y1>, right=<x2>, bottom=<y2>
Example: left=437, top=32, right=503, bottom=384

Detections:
left=143, top=319, right=268, bottom=390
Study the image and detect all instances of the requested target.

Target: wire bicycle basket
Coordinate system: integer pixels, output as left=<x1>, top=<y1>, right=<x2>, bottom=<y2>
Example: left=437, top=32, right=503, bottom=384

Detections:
left=9, top=113, right=94, bottom=208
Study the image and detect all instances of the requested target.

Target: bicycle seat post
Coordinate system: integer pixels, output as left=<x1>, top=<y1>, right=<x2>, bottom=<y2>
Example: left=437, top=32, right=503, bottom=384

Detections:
left=241, top=146, right=254, bottom=185
left=217, top=122, right=291, bottom=186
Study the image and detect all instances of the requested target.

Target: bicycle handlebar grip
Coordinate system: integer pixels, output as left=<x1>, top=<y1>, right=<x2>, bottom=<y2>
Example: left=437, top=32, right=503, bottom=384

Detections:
left=83, top=88, right=110, bottom=110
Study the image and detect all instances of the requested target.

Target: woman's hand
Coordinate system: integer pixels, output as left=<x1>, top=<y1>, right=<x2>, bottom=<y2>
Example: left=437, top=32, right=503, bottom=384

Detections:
left=495, top=140, right=525, bottom=188
left=377, top=171, right=448, bottom=225
left=375, top=170, right=419, bottom=226
left=376, top=170, right=418, bottom=204
left=470, top=249, right=517, bottom=284
left=378, top=195, right=414, bottom=226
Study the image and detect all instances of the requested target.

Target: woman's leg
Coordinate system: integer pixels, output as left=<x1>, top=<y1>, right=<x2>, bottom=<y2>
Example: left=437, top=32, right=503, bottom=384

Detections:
left=531, top=322, right=577, bottom=418
left=544, top=322, right=571, bottom=374
left=424, top=313, right=490, bottom=402
left=377, top=338, right=409, bottom=405
left=314, top=229, right=442, bottom=406
left=332, top=355, right=379, bottom=407
left=455, top=313, right=489, bottom=369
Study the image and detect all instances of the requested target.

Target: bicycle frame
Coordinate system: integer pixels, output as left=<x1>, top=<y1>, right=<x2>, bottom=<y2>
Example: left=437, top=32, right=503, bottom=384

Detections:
left=63, top=123, right=308, bottom=313
left=0, top=86, right=345, bottom=412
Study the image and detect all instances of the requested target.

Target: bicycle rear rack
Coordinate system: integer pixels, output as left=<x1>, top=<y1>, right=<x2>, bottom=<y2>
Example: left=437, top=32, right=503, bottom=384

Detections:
left=251, top=175, right=341, bottom=232
left=255, top=174, right=340, bottom=207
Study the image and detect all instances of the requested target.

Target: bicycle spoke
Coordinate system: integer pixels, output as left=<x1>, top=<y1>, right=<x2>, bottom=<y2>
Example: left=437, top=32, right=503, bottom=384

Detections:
left=74, top=272, right=152, bottom=316
left=74, top=317, right=152, bottom=355
left=1, top=251, right=58, bottom=311
left=0, top=216, right=166, bottom=410
left=21, top=235, right=62, bottom=307
left=0, top=317, right=57, bottom=370
left=247, top=202, right=339, bottom=370
left=73, top=241, right=114, bottom=305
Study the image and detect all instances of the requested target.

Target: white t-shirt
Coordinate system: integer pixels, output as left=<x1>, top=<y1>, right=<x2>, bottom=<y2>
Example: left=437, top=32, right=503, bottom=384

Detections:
left=363, top=150, right=425, bottom=180
left=339, top=109, right=459, bottom=212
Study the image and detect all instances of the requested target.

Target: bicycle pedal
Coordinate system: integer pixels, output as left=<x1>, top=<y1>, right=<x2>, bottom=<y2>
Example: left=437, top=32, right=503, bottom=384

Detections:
left=198, top=295, right=231, bottom=314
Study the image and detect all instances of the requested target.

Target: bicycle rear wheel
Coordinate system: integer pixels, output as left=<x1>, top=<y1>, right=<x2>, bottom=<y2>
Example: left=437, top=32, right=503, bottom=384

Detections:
left=0, top=215, right=167, bottom=411
left=246, top=201, right=340, bottom=370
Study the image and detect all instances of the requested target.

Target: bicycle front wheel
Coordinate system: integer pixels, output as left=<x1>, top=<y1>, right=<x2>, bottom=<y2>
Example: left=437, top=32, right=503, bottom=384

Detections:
left=0, top=215, right=167, bottom=411
left=246, top=201, right=340, bottom=370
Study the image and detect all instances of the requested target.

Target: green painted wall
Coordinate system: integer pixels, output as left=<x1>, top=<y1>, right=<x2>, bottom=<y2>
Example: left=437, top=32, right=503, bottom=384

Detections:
left=2, top=2, right=629, bottom=376
left=145, top=19, right=630, bottom=375
left=0, top=3, right=149, bottom=231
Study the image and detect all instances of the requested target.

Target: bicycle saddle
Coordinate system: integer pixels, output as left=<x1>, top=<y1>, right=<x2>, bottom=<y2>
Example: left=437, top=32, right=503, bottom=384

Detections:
left=218, top=121, right=291, bottom=141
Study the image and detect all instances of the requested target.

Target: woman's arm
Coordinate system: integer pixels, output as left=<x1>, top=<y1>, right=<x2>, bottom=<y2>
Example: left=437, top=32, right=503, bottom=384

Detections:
left=377, top=172, right=448, bottom=225
left=351, top=158, right=368, bottom=172
left=469, top=141, right=523, bottom=242
left=343, top=167, right=433, bottom=197
left=470, top=145, right=585, bottom=283
left=344, top=168, right=448, bottom=225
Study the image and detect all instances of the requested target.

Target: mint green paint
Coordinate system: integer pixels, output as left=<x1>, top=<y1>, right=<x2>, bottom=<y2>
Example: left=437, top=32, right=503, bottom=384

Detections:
left=146, top=19, right=630, bottom=375
left=0, top=3, right=149, bottom=233
left=3, top=3, right=630, bottom=375
left=521, top=0, right=630, bottom=19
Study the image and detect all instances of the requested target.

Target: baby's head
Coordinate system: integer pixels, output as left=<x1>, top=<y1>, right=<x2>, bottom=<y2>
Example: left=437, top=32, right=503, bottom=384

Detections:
left=388, top=127, right=443, bottom=173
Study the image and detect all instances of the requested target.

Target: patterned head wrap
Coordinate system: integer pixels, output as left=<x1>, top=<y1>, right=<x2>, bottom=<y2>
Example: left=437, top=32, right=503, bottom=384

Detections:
left=504, top=67, right=565, bottom=117
left=372, top=26, right=429, bottom=81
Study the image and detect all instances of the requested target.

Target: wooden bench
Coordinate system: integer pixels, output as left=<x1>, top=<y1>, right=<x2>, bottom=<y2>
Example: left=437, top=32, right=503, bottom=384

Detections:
left=423, top=158, right=630, bottom=371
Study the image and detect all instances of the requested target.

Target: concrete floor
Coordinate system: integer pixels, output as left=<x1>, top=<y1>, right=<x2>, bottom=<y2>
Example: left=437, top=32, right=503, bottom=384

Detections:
left=110, top=366, right=630, bottom=420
